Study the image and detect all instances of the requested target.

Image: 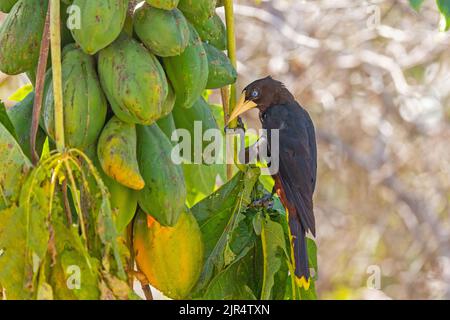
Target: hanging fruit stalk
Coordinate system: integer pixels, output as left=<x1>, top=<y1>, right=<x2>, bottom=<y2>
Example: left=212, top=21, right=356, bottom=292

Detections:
left=30, top=7, right=50, bottom=164
left=224, top=0, right=238, bottom=180
left=224, top=0, right=237, bottom=121
left=49, top=0, right=65, bottom=151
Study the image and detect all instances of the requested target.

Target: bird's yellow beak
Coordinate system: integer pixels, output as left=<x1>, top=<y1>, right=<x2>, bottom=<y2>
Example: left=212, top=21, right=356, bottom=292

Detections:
left=227, top=91, right=257, bottom=125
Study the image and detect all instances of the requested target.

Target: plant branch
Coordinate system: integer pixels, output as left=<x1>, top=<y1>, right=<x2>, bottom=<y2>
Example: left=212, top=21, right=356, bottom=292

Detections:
left=224, top=0, right=238, bottom=180
left=49, top=0, right=65, bottom=151
left=30, top=6, right=51, bottom=165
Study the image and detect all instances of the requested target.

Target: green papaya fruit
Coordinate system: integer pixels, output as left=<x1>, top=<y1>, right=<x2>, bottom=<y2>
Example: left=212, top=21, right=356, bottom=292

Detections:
left=172, top=96, right=218, bottom=163
left=136, top=124, right=186, bottom=226
left=0, top=0, right=18, bottom=13
left=204, top=42, right=237, bottom=89
left=0, top=0, right=48, bottom=75
left=38, top=69, right=53, bottom=132
left=97, top=116, right=145, bottom=191
left=25, top=2, right=73, bottom=86
left=133, top=210, right=204, bottom=299
left=70, top=0, right=129, bottom=55
left=156, top=84, right=177, bottom=141
left=192, top=13, right=226, bottom=50
left=178, top=0, right=216, bottom=23
left=161, top=84, right=176, bottom=117
left=123, top=12, right=134, bottom=36
left=43, top=45, right=107, bottom=149
left=156, top=113, right=177, bottom=143
left=145, top=0, right=179, bottom=11
left=103, top=171, right=138, bottom=234
left=91, top=154, right=138, bottom=234
left=163, top=24, right=208, bottom=109
left=134, top=4, right=189, bottom=57
left=98, top=35, right=169, bottom=125
left=7, top=92, right=46, bottom=160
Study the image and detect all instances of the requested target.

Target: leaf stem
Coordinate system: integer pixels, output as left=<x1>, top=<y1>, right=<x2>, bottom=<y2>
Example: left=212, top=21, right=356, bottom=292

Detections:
left=224, top=0, right=237, bottom=180
left=224, top=0, right=237, bottom=113
left=30, top=6, right=50, bottom=165
left=49, top=0, right=65, bottom=151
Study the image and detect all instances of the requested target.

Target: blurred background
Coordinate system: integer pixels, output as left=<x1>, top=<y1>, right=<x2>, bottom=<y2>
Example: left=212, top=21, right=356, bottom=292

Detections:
left=229, top=0, right=450, bottom=300
left=1, top=0, right=449, bottom=300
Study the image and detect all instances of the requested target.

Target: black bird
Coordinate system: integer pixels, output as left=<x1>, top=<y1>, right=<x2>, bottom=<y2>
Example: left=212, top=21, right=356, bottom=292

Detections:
left=228, top=76, right=317, bottom=289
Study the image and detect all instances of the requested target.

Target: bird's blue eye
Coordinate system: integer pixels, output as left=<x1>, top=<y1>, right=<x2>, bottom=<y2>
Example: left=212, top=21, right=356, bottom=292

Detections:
left=251, top=89, right=259, bottom=98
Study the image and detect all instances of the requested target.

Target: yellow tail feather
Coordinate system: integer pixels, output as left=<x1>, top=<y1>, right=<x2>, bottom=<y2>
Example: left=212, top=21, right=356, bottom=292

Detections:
left=296, top=276, right=311, bottom=290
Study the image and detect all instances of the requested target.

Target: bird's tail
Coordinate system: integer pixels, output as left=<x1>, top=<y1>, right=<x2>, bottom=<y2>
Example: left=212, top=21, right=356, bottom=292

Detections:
left=289, top=216, right=311, bottom=290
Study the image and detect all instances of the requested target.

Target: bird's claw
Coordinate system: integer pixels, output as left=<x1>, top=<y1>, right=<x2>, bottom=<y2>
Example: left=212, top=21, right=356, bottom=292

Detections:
left=250, top=193, right=274, bottom=209
left=224, top=116, right=246, bottom=133
left=236, top=116, right=245, bottom=131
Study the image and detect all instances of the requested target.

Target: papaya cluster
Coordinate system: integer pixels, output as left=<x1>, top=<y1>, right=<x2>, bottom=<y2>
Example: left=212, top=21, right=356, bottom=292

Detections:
left=0, top=0, right=236, bottom=299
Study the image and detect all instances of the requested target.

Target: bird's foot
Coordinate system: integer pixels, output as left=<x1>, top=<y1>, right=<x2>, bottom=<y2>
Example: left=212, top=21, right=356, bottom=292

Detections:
left=236, top=116, right=246, bottom=131
left=250, top=193, right=274, bottom=209
left=224, top=116, right=246, bottom=133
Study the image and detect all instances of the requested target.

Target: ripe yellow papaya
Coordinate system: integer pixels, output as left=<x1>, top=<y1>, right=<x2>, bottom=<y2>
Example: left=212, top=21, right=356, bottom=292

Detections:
left=0, top=0, right=18, bottom=13
left=0, top=0, right=48, bottom=75
left=178, top=0, right=216, bottom=23
left=133, top=210, right=204, bottom=299
left=98, top=34, right=169, bottom=125
left=97, top=116, right=145, bottom=191
left=145, top=0, right=179, bottom=10
left=7, top=92, right=46, bottom=160
left=163, top=24, right=209, bottom=109
left=172, top=96, right=218, bottom=163
left=136, top=124, right=186, bottom=226
left=192, top=13, right=227, bottom=51
left=70, top=0, right=129, bottom=55
left=204, top=42, right=237, bottom=89
left=134, top=4, right=190, bottom=57
left=43, top=45, right=107, bottom=149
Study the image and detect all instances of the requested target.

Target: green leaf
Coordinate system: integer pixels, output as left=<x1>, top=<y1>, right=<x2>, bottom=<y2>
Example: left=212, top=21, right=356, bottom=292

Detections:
left=0, top=101, right=17, bottom=140
left=0, top=206, right=32, bottom=299
left=437, top=0, right=450, bottom=31
left=209, top=104, right=225, bottom=129
left=7, top=92, right=47, bottom=160
left=202, top=249, right=258, bottom=300
left=183, top=163, right=225, bottom=207
left=0, top=122, right=32, bottom=210
left=259, top=175, right=274, bottom=193
left=0, top=172, right=52, bottom=299
left=37, top=258, right=54, bottom=300
left=53, top=216, right=101, bottom=300
left=409, top=0, right=425, bottom=10
left=299, top=279, right=318, bottom=300
left=191, top=167, right=260, bottom=294
left=7, top=84, right=33, bottom=102
left=268, top=198, right=319, bottom=299
left=307, top=238, right=318, bottom=279
left=260, top=215, right=289, bottom=300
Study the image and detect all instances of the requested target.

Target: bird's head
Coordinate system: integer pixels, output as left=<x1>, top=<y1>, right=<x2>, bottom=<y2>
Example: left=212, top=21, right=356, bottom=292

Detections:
left=228, top=76, right=294, bottom=124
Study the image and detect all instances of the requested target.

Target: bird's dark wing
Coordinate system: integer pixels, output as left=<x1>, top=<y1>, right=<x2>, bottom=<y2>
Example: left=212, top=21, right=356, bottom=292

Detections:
left=264, top=103, right=317, bottom=236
